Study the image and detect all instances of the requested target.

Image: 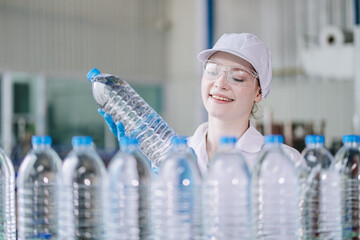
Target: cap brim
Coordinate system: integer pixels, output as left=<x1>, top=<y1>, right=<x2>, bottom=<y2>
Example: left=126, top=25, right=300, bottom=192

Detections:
left=197, top=49, right=255, bottom=72
left=197, top=49, right=219, bottom=62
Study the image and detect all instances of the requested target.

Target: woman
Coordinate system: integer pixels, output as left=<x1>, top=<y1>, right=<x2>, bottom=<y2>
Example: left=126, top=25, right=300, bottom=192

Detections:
left=188, top=33, right=300, bottom=175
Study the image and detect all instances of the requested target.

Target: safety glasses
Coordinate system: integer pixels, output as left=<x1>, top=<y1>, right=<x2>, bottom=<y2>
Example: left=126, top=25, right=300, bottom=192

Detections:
left=202, top=60, right=258, bottom=87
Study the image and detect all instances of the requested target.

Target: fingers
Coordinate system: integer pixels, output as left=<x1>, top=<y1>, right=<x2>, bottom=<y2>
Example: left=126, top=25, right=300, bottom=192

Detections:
left=98, top=109, right=118, bottom=136
left=97, top=108, right=105, bottom=116
left=115, top=121, right=126, bottom=139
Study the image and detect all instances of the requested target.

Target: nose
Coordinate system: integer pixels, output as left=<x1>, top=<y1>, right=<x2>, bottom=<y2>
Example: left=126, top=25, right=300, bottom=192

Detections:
left=214, top=71, right=229, bottom=89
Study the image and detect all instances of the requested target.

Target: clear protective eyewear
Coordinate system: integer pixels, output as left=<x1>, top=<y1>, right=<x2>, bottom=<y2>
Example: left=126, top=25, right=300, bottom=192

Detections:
left=202, top=60, right=259, bottom=87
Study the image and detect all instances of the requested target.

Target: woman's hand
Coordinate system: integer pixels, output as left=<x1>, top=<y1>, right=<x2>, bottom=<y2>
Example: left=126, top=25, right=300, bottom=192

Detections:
left=97, top=108, right=125, bottom=141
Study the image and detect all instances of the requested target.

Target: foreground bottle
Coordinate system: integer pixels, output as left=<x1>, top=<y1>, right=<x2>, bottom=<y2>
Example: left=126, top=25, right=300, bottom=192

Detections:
left=335, top=135, right=360, bottom=239
left=107, top=137, right=152, bottom=240
left=17, top=135, right=62, bottom=240
left=153, top=136, right=201, bottom=240
left=0, top=147, right=16, bottom=240
left=301, top=135, right=341, bottom=240
left=252, top=135, right=301, bottom=239
left=202, top=136, right=252, bottom=240
left=58, top=136, right=107, bottom=240
left=87, top=68, right=177, bottom=167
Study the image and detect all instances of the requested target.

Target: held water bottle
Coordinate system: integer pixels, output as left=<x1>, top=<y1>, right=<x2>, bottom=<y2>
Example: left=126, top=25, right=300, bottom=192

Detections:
left=107, top=137, right=152, bottom=240
left=0, top=147, right=16, bottom=240
left=301, top=135, right=341, bottom=240
left=17, top=135, right=62, bottom=240
left=202, top=136, right=252, bottom=240
left=58, top=136, right=107, bottom=240
left=335, top=135, right=360, bottom=239
left=252, top=135, right=301, bottom=239
left=87, top=68, right=177, bottom=167
left=153, top=136, right=201, bottom=240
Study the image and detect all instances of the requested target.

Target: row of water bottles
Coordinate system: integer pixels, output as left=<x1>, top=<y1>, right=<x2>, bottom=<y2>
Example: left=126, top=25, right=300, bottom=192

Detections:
left=0, top=134, right=199, bottom=240
left=1, top=133, right=360, bottom=239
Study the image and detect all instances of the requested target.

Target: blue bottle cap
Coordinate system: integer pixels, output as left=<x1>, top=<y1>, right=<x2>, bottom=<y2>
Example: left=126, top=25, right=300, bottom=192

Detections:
left=342, top=135, right=360, bottom=144
left=171, top=136, right=187, bottom=145
left=72, top=136, right=93, bottom=147
left=219, top=136, right=237, bottom=145
left=31, top=135, right=52, bottom=146
left=305, top=135, right=325, bottom=145
left=264, top=135, right=284, bottom=144
left=87, top=68, right=101, bottom=82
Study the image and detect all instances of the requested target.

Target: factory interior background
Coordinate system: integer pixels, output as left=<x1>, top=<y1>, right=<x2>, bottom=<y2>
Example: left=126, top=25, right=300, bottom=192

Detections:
left=0, top=0, right=357, bottom=169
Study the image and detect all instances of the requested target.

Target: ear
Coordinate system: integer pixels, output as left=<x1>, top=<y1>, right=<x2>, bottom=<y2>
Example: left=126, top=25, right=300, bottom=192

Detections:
left=254, top=87, right=262, bottom=103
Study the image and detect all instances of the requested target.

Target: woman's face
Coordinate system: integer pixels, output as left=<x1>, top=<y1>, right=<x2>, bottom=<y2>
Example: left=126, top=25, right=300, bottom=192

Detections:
left=201, top=51, right=262, bottom=121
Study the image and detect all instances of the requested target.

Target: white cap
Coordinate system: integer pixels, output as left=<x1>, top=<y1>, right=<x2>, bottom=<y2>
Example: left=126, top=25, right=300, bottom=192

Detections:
left=197, top=33, right=272, bottom=99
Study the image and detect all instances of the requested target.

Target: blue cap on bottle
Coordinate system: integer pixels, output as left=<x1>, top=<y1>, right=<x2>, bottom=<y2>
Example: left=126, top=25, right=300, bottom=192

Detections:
left=305, top=135, right=325, bottom=145
left=342, top=135, right=360, bottom=144
left=32, top=135, right=52, bottom=146
left=72, top=136, right=93, bottom=147
left=87, top=68, right=101, bottom=82
left=264, top=135, right=284, bottom=144
left=219, top=136, right=237, bottom=145
left=171, top=136, right=187, bottom=145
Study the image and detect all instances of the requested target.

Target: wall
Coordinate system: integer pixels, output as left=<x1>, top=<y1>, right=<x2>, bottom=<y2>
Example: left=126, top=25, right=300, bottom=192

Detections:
left=0, top=0, right=167, bottom=81
left=163, top=0, right=204, bottom=136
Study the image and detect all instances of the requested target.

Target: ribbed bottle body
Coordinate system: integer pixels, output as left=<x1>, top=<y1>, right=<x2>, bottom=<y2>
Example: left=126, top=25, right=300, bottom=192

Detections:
left=107, top=139, right=152, bottom=240
left=153, top=139, right=202, bottom=240
left=59, top=138, right=107, bottom=240
left=302, top=139, right=341, bottom=240
left=0, top=147, right=16, bottom=240
left=335, top=137, right=360, bottom=240
left=90, top=72, right=177, bottom=166
left=253, top=140, right=301, bottom=240
left=202, top=151, right=252, bottom=240
left=17, top=145, right=62, bottom=240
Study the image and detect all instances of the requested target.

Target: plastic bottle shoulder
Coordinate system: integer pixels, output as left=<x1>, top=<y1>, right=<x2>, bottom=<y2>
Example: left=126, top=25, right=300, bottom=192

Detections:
left=0, top=147, right=15, bottom=177
left=108, top=150, right=152, bottom=184
left=17, top=148, right=62, bottom=184
left=207, top=150, right=250, bottom=184
left=61, top=148, right=107, bottom=185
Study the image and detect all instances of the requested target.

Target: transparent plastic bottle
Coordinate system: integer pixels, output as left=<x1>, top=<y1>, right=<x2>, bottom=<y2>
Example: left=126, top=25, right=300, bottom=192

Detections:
left=58, top=136, right=107, bottom=240
left=202, top=136, right=252, bottom=240
left=335, top=135, right=360, bottom=239
left=0, top=147, right=16, bottom=240
left=252, top=135, right=301, bottom=239
left=87, top=68, right=177, bottom=167
left=153, top=136, right=202, bottom=240
left=301, top=135, right=341, bottom=240
left=107, top=137, right=152, bottom=240
left=17, top=135, right=62, bottom=240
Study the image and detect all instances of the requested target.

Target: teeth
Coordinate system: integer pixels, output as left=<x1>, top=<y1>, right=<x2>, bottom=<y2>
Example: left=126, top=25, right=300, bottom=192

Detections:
left=212, top=95, right=232, bottom=102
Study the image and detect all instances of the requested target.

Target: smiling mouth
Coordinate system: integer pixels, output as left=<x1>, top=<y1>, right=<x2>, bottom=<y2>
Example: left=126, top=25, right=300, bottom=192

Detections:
left=210, top=94, right=234, bottom=102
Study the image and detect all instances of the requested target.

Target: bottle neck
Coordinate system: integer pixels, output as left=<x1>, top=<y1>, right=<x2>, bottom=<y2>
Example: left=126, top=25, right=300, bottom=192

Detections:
left=33, top=144, right=51, bottom=150
left=218, top=143, right=234, bottom=152
left=73, top=145, right=91, bottom=151
left=344, top=141, right=359, bottom=148
left=306, top=142, right=324, bottom=149
left=264, top=142, right=282, bottom=149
